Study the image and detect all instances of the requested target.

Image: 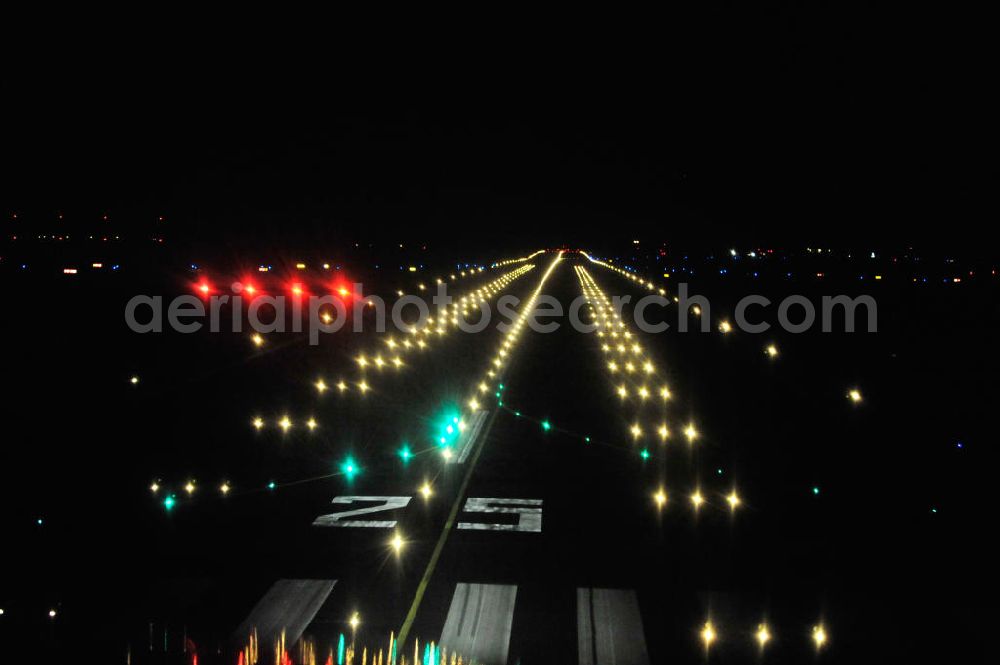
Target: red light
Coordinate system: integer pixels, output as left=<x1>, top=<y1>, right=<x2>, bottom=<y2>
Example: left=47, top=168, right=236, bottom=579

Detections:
left=291, top=283, right=304, bottom=296
left=245, top=284, right=257, bottom=296
left=196, top=282, right=211, bottom=295
left=337, top=287, right=350, bottom=297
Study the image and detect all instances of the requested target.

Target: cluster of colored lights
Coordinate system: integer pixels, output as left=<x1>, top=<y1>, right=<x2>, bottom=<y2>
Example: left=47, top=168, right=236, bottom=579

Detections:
left=577, top=254, right=868, bottom=417
left=699, top=619, right=828, bottom=652
left=651, top=487, right=742, bottom=512
left=460, top=253, right=564, bottom=444
left=491, top=248, right=545, bottom=267
left=576, top=266, right=695, bottom=448
left=337, top=264, right=537, bottom=394
left=149, top=478, right=234, bottom=509
left=251, top=415, right=319, bottom=431
left=240, top=630, right=470, bottom=665
left=580, top=251, right=668, bottom=296
left=434, top=411, right=466, bottom=458
left=315, top=378, right=368, bottom=395
left=404, top=262, right=495, bottom=294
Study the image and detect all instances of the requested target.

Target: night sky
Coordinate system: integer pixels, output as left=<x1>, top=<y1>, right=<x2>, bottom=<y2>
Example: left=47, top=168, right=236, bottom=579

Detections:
left=2, top=7, right=989, bottom=254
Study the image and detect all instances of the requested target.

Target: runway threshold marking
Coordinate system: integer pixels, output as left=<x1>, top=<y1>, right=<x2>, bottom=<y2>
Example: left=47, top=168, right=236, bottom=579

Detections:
left=577, top=588, right=650, bottom=665
left=438, top=583, right=518, bottom=665
left=396, top=406, right=503, bottom=648
left=233, top=579, right=337, bottom=651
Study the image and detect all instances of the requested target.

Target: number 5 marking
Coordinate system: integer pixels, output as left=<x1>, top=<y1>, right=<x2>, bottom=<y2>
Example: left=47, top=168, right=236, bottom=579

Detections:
left=313, top=496, right=411, bottom=528
left=457, top=497, right=543, bottom=533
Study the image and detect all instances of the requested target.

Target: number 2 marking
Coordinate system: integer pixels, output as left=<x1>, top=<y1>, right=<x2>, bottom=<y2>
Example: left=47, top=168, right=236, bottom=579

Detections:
left=312, top=496, right=411, bottom=528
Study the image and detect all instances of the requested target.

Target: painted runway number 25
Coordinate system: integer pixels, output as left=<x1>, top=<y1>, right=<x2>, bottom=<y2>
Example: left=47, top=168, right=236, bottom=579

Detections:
left=313, top=496, right=542, bottom=532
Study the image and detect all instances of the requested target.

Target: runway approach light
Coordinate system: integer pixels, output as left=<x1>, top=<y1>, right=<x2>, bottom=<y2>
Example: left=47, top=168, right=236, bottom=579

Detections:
left=756, top=623, right=771, bottom=648
left=701, top=621, right=716, bottom=648
left=252, top=417, right=264, bottom=430
left=691, top=491, right=705, bottom=509
left=813, top=625, right=828, bottom=649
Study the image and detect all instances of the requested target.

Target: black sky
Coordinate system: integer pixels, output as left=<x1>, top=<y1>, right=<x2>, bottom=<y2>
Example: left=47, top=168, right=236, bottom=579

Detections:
left=2, top=7, right=990, bottom=253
